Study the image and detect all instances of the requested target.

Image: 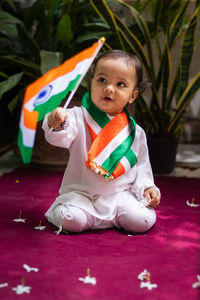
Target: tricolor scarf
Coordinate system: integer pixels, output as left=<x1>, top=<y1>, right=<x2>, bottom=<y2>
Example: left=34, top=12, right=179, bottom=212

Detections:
left=81, top=91, right=137, bottom=180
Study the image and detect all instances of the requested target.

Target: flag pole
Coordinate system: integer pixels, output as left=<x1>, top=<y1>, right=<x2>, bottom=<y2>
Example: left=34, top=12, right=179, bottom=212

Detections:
left=63, top=37, right=106, bottom=109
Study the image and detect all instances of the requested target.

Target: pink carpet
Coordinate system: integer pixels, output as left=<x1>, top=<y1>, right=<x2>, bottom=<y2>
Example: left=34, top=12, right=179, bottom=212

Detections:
left=0, top=167, right=199, bottom=299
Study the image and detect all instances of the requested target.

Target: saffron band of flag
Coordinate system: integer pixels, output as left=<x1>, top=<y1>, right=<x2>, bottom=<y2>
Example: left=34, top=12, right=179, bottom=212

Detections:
left=18, top=38, right=105, bottom=164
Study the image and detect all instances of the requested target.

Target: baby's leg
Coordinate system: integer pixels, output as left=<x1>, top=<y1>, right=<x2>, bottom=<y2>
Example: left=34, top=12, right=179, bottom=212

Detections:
left=51, top=204, right=91, bottom=232
left=116, top=194, right=156, bottom=233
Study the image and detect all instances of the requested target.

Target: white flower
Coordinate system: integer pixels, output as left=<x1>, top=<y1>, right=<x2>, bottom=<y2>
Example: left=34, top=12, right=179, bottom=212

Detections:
left=34, top=221, right=46, bottom=231
left=79, top=269, right=96, bottom=286
left=186, top=198, right=200, bottom=207
left=0, top=283, right=8, bottom=288
left=140, top=281, right=157, bottom=290
left=35, top=225, right=46, bottom=230
left=23, top=264, right=39, bottom=272
left=192, top=275, right=200, bottom=288
left=13, top=218, right=26, bottom=223
left=13, top=211, right=26, bottom=222
left=138, top=270, right=157, bottom=290
left=12, top=285, right=31, bottom=295
left=79, top=276, right=96, bottom=286
left=138, top=269, right=149, bottom=281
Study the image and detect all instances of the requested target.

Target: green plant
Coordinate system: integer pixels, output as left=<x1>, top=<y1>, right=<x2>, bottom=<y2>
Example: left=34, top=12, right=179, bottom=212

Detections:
left=89, top=0, right=200, bottom=137
left=0, top=0, right=111, bottom=140
left=0, top=0, right=150, bottom=112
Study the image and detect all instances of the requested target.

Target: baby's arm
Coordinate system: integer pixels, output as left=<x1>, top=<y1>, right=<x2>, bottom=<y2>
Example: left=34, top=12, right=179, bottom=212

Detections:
left=48, top=107, right=68, bottom=131
left=143, top=188, right=160, bottom=208
left=42, top=107, right=78, bottom=149
left=131, top=126, right=161, bottom=207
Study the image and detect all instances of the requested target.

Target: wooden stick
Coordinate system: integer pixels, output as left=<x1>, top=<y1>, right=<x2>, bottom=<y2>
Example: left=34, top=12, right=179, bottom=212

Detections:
left=87, top=268, right=90, bottom=278
left=21, top=277, right=25, bottom=287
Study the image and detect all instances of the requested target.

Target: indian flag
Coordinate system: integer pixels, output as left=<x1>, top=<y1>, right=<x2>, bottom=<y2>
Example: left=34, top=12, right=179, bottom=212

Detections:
left=18, top=38, right=105, bottom=164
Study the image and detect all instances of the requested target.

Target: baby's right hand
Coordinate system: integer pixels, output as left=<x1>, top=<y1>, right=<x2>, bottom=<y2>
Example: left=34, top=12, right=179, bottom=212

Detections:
left=48, top=107, right=67, bottom=131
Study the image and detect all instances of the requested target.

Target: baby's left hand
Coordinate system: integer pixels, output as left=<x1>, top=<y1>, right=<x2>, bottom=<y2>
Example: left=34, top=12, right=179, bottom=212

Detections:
left=143, top=188, right=160, bottom=208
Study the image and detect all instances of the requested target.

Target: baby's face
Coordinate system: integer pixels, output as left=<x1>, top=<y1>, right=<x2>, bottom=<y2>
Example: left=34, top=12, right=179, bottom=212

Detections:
left=90, top=57, right=138, bottom=116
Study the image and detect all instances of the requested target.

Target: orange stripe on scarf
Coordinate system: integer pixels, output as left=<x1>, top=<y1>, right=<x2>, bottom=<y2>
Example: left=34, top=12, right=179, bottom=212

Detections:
left=88, top=111, right=128, bottom=160
left=87, top=124, right=97, bottom=142
left=112, top=162, right=126, bottom=178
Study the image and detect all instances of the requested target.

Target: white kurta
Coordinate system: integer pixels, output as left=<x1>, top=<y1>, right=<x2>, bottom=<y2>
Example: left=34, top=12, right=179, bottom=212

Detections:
left=42, top=106, right=158, bottom=221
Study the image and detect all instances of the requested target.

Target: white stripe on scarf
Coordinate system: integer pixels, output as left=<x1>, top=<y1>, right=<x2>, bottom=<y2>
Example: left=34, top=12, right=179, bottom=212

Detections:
left=94, top=123, right=132, bottom=166
left=82, top=106, right=102, bottom=135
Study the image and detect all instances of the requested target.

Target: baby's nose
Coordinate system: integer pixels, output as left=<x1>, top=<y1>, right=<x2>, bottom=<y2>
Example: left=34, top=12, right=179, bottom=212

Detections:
left=104, top=84, right=114, bottom=93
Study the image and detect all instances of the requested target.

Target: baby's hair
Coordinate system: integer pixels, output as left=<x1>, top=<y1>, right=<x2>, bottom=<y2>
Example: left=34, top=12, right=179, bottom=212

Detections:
left=91, top=49, right=150, bottom=94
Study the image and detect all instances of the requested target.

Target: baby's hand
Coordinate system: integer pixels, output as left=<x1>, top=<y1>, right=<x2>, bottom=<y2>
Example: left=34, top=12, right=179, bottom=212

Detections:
left=143, top=188, right=160, bottom=208
left=48, top=107, right=67, bottom=131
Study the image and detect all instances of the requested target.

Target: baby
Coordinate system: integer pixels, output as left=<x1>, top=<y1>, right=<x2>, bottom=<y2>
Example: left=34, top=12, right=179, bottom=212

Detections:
left=42, top=49, right=160, bottom=233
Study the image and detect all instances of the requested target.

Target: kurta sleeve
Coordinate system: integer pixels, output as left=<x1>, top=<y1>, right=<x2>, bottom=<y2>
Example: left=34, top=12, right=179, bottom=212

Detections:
left=131, top=126, right=160, bottom=201
left=42, top=109, right=78, bottom=149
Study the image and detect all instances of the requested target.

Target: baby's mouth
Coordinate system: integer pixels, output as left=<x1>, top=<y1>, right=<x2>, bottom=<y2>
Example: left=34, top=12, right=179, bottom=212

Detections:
left=103, top=96, right=112, bottom=102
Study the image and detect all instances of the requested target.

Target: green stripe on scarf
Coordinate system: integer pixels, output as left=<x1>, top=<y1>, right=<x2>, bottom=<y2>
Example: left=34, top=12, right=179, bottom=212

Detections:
left=82, top=91, right=110, bottom=128
left=125, top=149, right=137, bottom=167
left=102, top=134, right=133, bottom=171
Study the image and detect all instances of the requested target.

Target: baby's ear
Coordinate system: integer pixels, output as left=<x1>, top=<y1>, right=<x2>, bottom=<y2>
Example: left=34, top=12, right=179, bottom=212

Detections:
left=128, top=89, right=138, bottom=104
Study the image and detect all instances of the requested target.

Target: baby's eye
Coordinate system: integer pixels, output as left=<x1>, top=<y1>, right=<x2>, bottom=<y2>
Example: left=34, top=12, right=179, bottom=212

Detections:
left=117, top=81, right=126, bottom=87
left=97, top=77, right=106, bottom=83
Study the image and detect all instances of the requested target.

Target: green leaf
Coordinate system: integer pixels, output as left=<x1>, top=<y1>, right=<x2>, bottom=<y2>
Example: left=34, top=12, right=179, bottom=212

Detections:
left=114, top=15, right=149, bottom=78
left=137, top=94, right=158, bottom=133
left=62, top=0, right=71, bottom=4
left=56, top=14, right=73, bottom=46
left=76, top=32, right=111, bottom=43
left=131, top=0, right=150, bottom=13
left=151, top=0, right=183, bottom=34
left=0, top=71, right=9, bottom=79
left=7, top=94, right=19, bottom=112
left=162, top=39, right=171, bottom=110
left=166, top=69, right=179, bottom=111
left=168, top=72, right=200, bottom=134
left=176, top=6, right=200, bottom=102
left=117, top=0, right=155, bottom=81
left=17, top=23, right=40, bottom=56
left=44, top=0, right=62, bottom=12
left=151, top=0, right=163, bottom=33
left=3, top=0, right=17, bottom=11
left=168, top=0, right=189, bottom=47
left=114, top=14, right=161, bottom=115
left=40, top=50, right=63, bottom=74
left=156, top=0, right=189, bottom=91
left=75, top=22, right=111, bottom=43
left=77, top=22, right=110, bottom=33
left=89, top=0, right=125, bottom=50
left=0, top=72, right=23, bottom=100
left=0, top=56, right=40, bottom=73
left=0, top=9, right=21, bottom=37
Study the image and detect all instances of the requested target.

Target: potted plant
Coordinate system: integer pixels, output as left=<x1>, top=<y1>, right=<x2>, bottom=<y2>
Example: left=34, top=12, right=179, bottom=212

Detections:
left=88, top=0, right=200, bottom=173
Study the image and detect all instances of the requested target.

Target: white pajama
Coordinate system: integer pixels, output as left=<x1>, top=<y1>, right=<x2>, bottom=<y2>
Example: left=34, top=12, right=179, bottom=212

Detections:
left=47, top=190, right=156, bottom=233
left=42, top=106, right=159, bottom=233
